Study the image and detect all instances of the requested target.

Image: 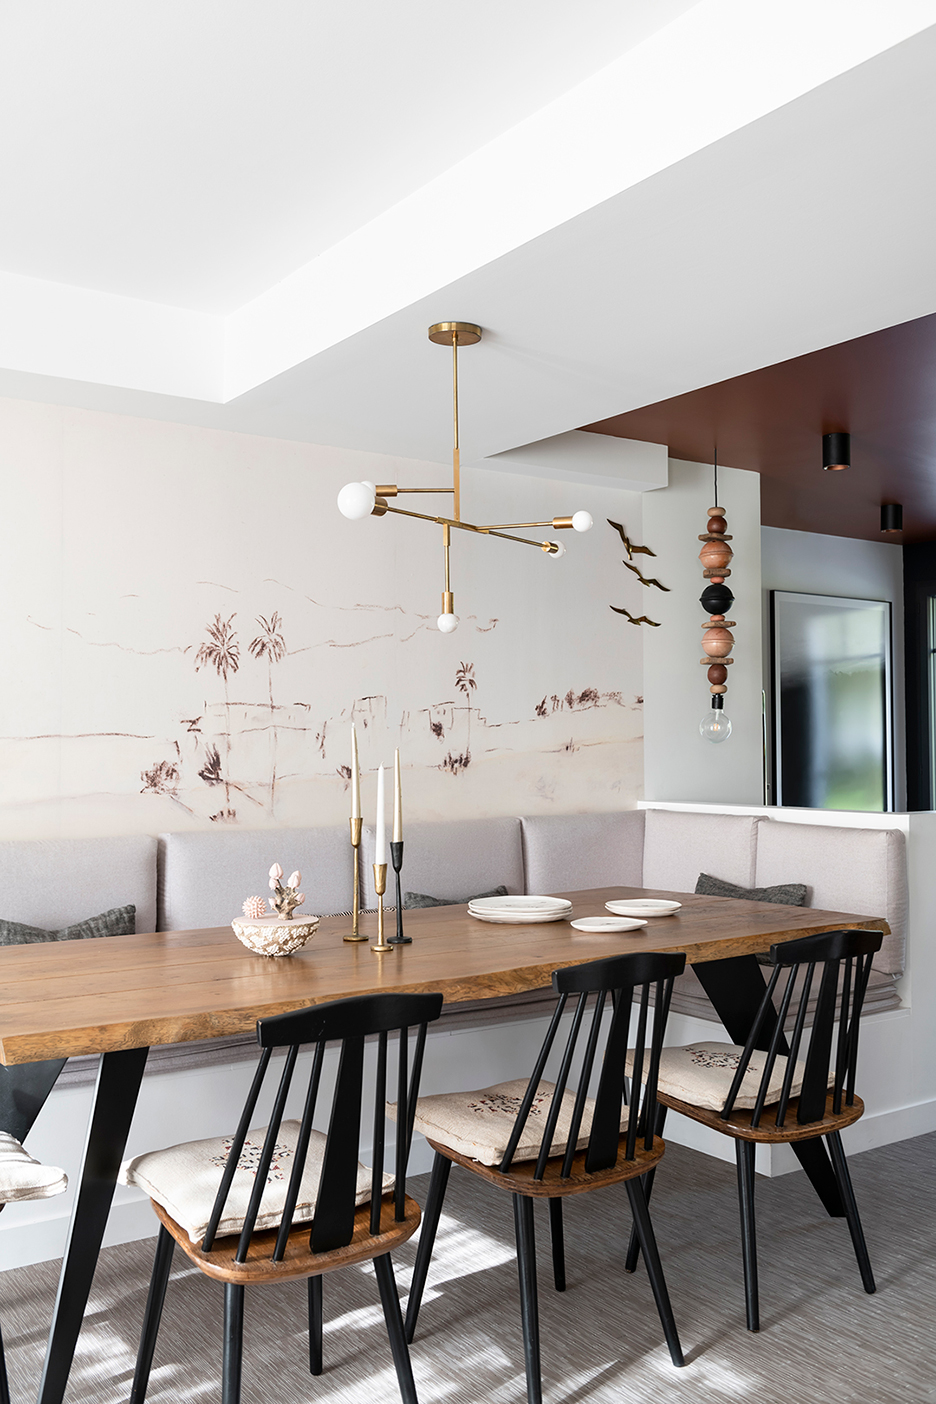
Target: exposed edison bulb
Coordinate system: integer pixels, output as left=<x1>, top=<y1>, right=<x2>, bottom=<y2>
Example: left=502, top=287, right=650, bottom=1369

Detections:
left=572, top=511, right=594, bottom=532
left=437, top=612, right=460, bottom=633
left=700, top=706, right=732, bottom=743
left=337, top=481, right=376, bottom=520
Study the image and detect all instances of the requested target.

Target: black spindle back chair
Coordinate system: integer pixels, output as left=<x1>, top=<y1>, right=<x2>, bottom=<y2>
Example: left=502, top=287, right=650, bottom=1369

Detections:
left=129, top=990, right=443, bottom=1404
left=631, top=928, right=883, bottom=1332
left=404, top=950, right=687, bottom=1404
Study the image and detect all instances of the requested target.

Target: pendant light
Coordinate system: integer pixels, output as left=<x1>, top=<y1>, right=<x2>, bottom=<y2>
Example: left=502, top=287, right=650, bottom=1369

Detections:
left=337, top=323, right=593, bottom=631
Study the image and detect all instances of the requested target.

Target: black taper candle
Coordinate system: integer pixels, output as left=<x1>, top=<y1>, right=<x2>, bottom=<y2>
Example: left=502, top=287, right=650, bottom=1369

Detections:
left=389, top=840, right=410, bottom=943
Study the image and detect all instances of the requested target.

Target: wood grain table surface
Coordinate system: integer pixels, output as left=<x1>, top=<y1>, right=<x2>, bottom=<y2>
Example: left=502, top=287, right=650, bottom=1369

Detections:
left=0, top=887, right=888, bottom=1064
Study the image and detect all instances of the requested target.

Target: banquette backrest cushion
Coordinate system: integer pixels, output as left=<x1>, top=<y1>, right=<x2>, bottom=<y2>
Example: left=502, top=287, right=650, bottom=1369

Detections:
left=641, top=809, right=761, bottom=892
left=754, top=819, right=907, bottom=977
left=0, top=835, right=157, bottom=935
left=158, top=827, right=353, bottom=931
left=519, top=811, right=645, bottom=895
left=360, top=817, right=525, bottom=908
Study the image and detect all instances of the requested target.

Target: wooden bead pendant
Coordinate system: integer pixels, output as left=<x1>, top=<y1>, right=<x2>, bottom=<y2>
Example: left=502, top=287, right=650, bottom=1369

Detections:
left=699, top=502, right=736, bottom=719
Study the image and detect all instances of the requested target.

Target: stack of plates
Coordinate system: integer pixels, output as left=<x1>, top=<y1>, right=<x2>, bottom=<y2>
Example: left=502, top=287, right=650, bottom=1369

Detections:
left=605, top=899, right=682, bottom=918
left=468, top=895, right=572, bottom=925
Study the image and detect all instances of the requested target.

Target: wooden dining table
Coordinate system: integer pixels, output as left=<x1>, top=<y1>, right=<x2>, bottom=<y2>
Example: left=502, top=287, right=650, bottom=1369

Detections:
left=0, top=885, right=888, bottom=1404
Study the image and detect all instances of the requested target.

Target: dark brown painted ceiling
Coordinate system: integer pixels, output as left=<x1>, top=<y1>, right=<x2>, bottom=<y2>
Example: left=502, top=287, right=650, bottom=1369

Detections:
left=582, top=311, right=936, bottom=543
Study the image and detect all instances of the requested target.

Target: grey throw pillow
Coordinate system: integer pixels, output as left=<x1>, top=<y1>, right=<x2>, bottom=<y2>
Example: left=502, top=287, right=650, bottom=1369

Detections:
left=0, top=904, right=136, bottom=946
left=403, top=886, right=509, bottom=910
left=695, top=874, right=807, bottom=907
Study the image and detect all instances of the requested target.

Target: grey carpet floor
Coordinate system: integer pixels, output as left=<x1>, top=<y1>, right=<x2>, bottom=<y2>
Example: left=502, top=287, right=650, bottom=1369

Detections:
left=1, top=1132, right=934, bottom=1404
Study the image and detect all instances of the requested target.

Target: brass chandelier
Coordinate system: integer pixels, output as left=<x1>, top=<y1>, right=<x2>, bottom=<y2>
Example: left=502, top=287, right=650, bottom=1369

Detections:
left=337, top=322, right=593, bottom=632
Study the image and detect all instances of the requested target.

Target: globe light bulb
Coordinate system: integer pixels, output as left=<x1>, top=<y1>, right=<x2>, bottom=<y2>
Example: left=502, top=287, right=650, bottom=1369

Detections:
left=700, top=709, right=732, bottom=743
left=437, top=612, right=459, bottom=634
left=337, top=481, right=376, bottom=520
left=572, top=511, right=594, bottom=533
left=548, top=540, right=566, bottom=558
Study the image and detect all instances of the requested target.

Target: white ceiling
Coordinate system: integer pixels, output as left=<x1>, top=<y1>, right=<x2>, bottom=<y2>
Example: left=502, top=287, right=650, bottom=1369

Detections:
left=0, top=0, right=696, bottom=311
left=2, top=0, right=936, bottom=472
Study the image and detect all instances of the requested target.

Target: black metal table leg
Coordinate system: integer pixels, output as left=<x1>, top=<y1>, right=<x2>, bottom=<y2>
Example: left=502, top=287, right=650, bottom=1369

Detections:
left=692, top=955, right=845, bottom=1217
left=0, top=1061, right=67, bottom=1144
left=37, top=1045, right=149, bottom=1404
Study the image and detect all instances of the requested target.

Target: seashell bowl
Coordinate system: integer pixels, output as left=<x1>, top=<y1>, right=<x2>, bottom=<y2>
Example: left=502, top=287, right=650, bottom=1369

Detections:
left=231, top=914, right=320, bottom=958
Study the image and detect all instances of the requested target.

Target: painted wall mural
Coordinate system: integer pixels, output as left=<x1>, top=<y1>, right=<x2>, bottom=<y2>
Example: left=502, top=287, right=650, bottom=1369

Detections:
left=0, top=399, right=645, bottom=838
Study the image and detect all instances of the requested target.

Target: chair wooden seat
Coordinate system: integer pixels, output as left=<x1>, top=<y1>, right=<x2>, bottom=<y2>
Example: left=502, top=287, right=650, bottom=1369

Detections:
left=656, top=1091, right=864, bottom=1143
left=427, top=1134, right=664, bottom=1197
left=152, top=1192, right=422, bottom=1285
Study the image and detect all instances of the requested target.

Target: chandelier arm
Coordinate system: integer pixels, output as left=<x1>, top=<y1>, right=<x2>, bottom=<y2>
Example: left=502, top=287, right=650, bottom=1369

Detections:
left=382, top=503, right=556, bottom=551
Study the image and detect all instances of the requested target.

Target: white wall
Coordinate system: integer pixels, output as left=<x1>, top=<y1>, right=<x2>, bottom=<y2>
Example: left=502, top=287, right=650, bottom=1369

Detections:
left=761, top=524, right=906, bottom=810
left=642, top=459, right=764, bottom=804
left=0, top=396, right=645, bottom=837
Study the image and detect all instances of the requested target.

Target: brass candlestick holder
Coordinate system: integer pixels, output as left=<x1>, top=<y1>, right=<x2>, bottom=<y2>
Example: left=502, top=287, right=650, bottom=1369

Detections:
left=389, top=840, right=410, bottom=943
left=342, top=817, right=367, bottom=942
left=371, top=863, right=393, bottom=953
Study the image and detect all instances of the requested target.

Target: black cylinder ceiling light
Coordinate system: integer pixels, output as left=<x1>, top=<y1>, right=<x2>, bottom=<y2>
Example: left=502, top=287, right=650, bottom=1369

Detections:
left=822, top=432, right=850, bottom=471
left=881, top=503, right=903, bottom=533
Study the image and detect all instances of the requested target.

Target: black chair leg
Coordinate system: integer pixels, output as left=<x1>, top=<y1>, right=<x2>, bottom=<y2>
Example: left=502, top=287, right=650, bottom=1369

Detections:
left=624, top=1177, right=684, bottom=1367
left=624, top=1103, right=668, bottom=1273
left=222, top=1283, right=244, bottom=1404
left=827, top=1131, right=876, bottom=1294
left=129, top=1225, right=175, bottom=1404
left=375, top=1253, right=419, bottom=1404
left=735, top=1139, right=759, bottom=1332
left=548, top=1198, right=566, bottom=1291
left=513, top=1194, right=542, bottom=1404
left=404, top=1150, right=451, bottom=1343
left=0, top=1314, right=11, bottom=1404
left=308, top=1275, right=324, bottom=1375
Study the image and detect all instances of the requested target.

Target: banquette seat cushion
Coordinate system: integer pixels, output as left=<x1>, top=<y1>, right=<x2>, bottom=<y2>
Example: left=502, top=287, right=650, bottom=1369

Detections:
left=0, top=834, right=156, bottom=937
left=641, top=809, right=761, bottom=891
left=519, top=811, right=644, bottom=896
left=158, top=827, right=353, bottom=931
left=360, top=817, right=525, bottom=908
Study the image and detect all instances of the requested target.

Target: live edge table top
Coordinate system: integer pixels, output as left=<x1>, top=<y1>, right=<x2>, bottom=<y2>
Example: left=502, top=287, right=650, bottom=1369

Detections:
left=0, top=887, right=889, bottom=1065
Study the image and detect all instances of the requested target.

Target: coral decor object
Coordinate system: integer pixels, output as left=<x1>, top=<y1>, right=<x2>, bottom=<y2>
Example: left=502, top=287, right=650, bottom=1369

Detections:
left=242, top=896, right=267, bottom=920
left=699, top=506, right=736, bottom=724
left=267, top=863, right=305, bottom=920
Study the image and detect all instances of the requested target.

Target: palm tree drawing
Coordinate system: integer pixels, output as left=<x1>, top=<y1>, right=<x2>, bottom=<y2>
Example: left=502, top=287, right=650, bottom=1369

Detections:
left=195, top=614, right=240, bottom=817
left=455, top=661, right=477, bottom=762
left=249, top=612, right=287, bottom=812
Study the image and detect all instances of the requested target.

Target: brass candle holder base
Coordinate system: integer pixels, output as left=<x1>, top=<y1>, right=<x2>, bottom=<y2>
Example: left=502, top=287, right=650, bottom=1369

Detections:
left=371, top=864, right=393, bottom=953
left=342, top=817, right=367, bottom=941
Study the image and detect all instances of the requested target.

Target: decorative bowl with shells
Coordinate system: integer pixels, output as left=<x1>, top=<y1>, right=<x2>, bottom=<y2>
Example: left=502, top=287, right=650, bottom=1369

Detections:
left=231, top=914, right=320, bottom=958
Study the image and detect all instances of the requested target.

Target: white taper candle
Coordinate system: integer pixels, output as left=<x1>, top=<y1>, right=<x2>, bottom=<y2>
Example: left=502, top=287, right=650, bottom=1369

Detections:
left=375, top=764, right=386, bottom=865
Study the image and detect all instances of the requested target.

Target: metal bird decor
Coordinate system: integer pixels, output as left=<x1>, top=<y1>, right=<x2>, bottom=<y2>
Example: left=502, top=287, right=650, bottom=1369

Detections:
left=608, top=519, right=657, bottom=560
left=608, top=520, right=665, bottom=626
left=610, top=607, right=661, bottom=626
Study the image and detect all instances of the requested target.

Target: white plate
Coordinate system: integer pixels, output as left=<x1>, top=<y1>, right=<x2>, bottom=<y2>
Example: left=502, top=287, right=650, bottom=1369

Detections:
left=605, top=900, right=682, bottom=918
left=570, top=916, right=649, bottom=933
left=470, top=910, right=569, bottom=925
left=468, top=895, right=571, bottom=914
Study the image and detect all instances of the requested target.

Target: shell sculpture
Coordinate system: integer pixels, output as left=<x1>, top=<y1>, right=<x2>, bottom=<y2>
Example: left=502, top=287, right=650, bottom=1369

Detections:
left=699, top=507, right=735, bottom=715
left=233, top=863, right=320, bottom=957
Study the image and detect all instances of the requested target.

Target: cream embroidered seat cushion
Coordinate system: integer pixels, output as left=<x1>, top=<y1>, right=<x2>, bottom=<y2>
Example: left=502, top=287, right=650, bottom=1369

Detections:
left=0, top=1133, right=67, bottom=1202
left=120, top=1119, right=393, bottom=1245
left=627, top=1041, right=810, bottom=1113
left=401, top=1078, right=628, bottom=1168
